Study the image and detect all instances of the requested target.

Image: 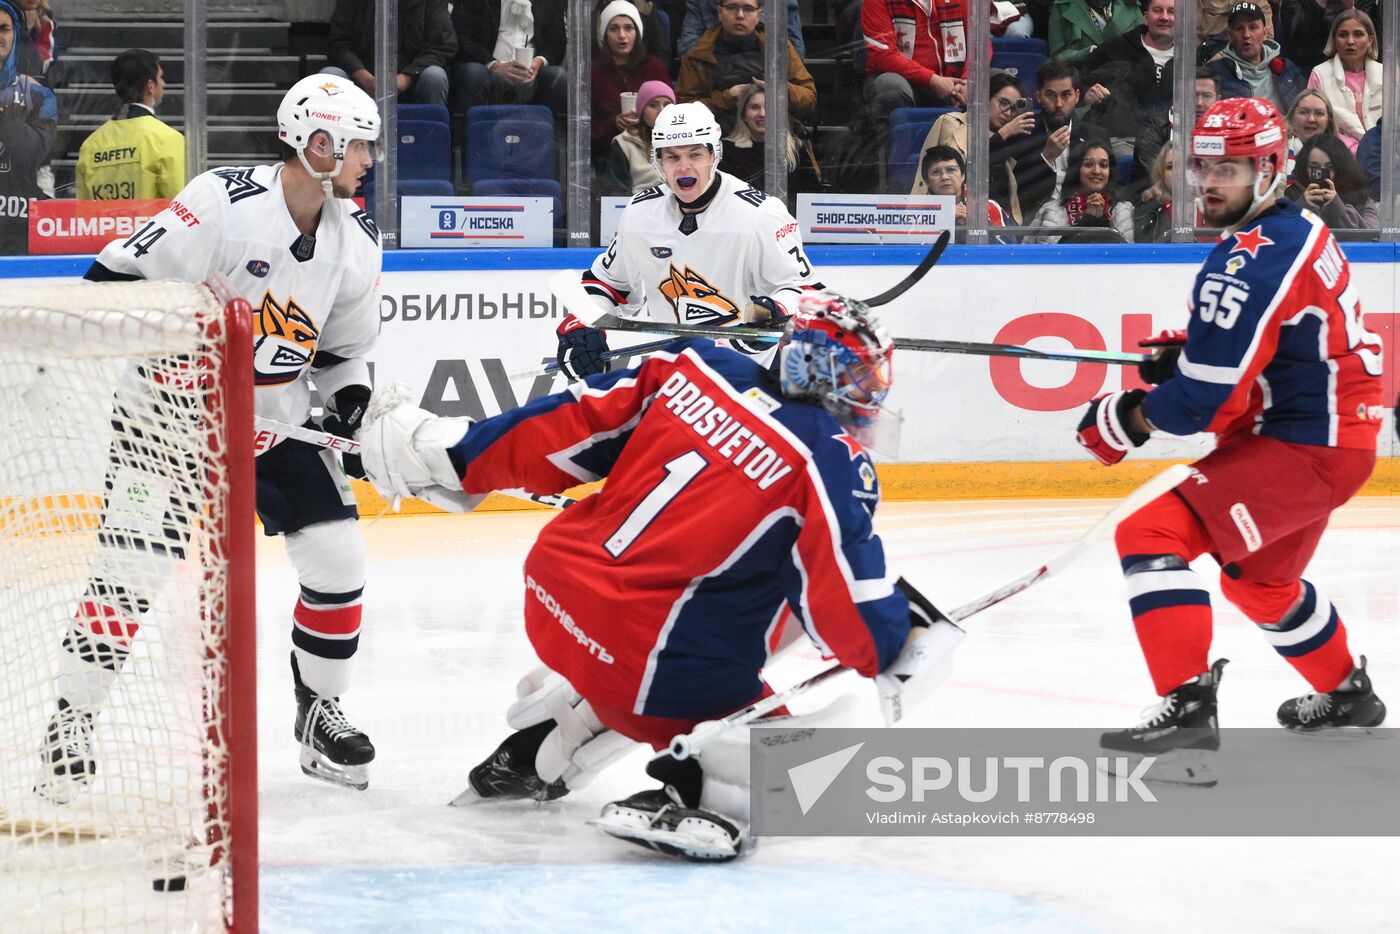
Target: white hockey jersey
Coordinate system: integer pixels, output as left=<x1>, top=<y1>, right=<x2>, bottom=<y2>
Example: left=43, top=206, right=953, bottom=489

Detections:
left=92, top=163, right=382, bottom=434
left=585, top=170, right=819, bottom=329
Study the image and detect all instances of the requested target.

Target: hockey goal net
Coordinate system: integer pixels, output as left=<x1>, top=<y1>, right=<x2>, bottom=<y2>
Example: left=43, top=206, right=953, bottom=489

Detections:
left=0, top=278, right=256, bottom=933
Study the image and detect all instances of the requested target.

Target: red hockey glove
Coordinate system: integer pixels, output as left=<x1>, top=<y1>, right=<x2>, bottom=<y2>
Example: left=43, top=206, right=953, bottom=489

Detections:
left=1076, top=389, right=1149, bottom=466
left=1138, top=328, right=1186, bottom=386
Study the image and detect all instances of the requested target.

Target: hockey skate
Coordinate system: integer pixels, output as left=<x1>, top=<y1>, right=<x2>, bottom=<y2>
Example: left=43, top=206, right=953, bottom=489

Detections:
left=1100, top=659, right=1227, bottom=787
left=34, top=699, right=98, bottom=804
left=292, top=653, right=374, bottom=790
left=451, top=721, right=569, bottom=805
left=1277, top=656, right=1386, bottom=734
left=592, top=786, right=744, bottom=862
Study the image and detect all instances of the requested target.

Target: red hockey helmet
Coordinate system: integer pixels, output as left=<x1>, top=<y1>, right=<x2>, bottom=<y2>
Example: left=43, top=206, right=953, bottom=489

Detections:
left=1191, top=97, right=1286, bottom=176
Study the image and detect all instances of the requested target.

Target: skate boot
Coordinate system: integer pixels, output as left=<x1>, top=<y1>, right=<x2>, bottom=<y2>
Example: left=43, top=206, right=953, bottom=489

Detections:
left=35, top=699, right=97, bottom=804
left=593, top=787, right=744, bottom=862
left=1099, top=658, right=1227, bottom=787
left=451, top=720, right=569, bottom=805
left=1278, top=655, right=1386, bottom=733
left=292, top=652, right=374, bottom=790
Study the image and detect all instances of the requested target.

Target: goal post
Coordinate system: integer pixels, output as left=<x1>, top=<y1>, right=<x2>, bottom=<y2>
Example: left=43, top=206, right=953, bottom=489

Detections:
left=0, top=276, right=257, bottom=933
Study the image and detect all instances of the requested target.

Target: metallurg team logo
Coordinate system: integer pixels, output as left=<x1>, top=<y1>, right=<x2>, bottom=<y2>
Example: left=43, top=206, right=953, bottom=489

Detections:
left=253, top=291, right=320, bottom=385
left=658, top=263, right=741, bottom=324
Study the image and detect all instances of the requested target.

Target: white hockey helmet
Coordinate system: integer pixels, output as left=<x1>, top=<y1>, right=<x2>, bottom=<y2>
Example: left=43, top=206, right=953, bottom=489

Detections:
left=278, top=73, right=381, bottom=161
left=650, top=101, right=724, bottom=168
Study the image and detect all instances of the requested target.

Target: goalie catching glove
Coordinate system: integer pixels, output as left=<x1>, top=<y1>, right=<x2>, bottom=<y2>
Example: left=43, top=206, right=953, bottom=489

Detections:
left=875, top=578, right=966, bottom=725
left=1076, top=389, right=1150, bottom=466
left=355, top=383, right=481, bottom=512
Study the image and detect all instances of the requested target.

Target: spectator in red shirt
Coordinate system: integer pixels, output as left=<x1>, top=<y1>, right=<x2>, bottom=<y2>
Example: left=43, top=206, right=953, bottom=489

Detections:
left=592, top=1, right=671, bottom=161
left=861, top=0, right=969, bottom=122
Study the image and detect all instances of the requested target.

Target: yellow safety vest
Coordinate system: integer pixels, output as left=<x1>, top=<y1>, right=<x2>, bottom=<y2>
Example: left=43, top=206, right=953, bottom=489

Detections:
left=76, top=112, right=186, bottom=201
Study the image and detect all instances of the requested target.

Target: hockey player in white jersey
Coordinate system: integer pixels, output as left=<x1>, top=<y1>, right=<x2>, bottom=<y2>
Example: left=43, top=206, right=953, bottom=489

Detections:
left=555, top=100, right=821, bottom=379
left=38, top=74, right=383, bottom=798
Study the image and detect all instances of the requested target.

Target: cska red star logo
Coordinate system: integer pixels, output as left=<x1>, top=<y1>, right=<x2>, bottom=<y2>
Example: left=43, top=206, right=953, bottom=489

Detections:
left=833, top=431, right=865, bottom=459
left=1229, top=226, right=1274, bottom=259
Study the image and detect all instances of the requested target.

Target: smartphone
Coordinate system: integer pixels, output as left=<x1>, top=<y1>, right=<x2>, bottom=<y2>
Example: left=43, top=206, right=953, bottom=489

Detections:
left=1012, top=97, right=1032, bottom=115
left=1308, top=164, right=1332, bottom=185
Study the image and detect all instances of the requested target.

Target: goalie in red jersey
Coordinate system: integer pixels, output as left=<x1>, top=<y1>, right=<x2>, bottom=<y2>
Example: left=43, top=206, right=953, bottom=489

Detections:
left=358, top=293, right=953, bottom=860
left=1074, top=98, right=1386, bottom=782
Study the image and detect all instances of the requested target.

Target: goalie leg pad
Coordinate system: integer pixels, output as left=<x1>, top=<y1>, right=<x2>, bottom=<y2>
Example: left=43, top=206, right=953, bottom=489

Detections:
left=507, top=667, right=639, bottom=788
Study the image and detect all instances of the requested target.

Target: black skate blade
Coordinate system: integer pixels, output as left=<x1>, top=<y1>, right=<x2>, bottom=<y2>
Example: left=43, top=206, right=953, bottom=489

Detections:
left=1100, top=750, right=1218, bottom=788
left=299, top=749, right=369, bottom=790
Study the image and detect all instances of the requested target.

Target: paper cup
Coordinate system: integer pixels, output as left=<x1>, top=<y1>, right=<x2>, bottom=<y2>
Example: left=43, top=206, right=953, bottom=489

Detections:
left=514, top=46, right=535, bottom=65
left=620, top=91, right=638, bottom=114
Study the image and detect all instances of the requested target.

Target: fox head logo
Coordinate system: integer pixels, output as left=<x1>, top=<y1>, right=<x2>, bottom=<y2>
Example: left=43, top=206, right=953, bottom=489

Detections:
left=252, top=292, right=320, bottom=385
left=658, top=264, right=740, bottom=324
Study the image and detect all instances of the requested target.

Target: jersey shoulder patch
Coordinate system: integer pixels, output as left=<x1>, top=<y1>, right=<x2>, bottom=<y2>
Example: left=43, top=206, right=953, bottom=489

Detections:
left=349, top=208, right=380, bottom=245
left=733, top=186, right=769, bottom=208
left=631, top=185, right=666, bottom=205
left=211, top=166, right=269, bottom=204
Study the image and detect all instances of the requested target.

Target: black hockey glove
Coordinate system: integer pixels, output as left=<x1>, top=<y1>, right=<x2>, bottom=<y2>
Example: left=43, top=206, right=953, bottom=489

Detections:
left=556, top=323, right=610, bottom=381
left=730, top=296, right=787, bottom=355
left=895, top=576, right=952, bottom=629
left=322, top=384, right=372, bottom=480
left=1138, top=329, right=1186, bottom=385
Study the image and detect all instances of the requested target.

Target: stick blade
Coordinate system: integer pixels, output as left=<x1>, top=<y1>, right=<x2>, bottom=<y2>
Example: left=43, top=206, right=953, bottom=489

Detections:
left=550, top=269, right=612, bottom=327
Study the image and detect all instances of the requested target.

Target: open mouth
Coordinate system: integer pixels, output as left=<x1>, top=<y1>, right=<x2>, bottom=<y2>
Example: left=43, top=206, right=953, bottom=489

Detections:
left=676, top=176, right=698, bottom=190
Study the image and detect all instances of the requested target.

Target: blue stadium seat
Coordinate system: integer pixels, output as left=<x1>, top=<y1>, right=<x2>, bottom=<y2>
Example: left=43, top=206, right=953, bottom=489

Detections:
left=1116, top=154, right=1134, bottom=186
left=990, top=50, right=1048, bottom=99
left=465, top=104, right=553, bottom=129
left=399, top=103, right=450, bottom=128
left=991, top=36, right=1049, bottom=57
left=888, top=107, right=958, bottom=193
left=473, top=178, right=564, bottom=219
left=465, top=118, right=555, bottom=188
left=397, top=119, right=452, bottom=181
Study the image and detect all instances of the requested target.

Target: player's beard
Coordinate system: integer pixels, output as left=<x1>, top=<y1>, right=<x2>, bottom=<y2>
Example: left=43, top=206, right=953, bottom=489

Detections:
left=329, top=178, right=357, bottom=199
left=1199, top=187, right=1250, bottom=228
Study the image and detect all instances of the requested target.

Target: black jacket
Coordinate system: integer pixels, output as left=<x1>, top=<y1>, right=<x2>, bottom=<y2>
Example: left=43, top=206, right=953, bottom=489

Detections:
left=329, top=0, right=457, bottom=78
left=1007, top=114, right=1110, bottom=219
left=1077, top=27, right=1175, bottom=139
left=451, top=0, right=566, bottom=66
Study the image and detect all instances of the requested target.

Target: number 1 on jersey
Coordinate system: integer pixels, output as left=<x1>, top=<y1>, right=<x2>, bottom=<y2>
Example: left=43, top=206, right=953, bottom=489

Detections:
left=604, top=450, right=707, bottom=558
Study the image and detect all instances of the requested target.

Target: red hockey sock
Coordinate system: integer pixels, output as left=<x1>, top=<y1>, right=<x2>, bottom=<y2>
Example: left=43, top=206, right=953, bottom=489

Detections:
left=1116, top=494, right=1215, bottom=695
left=1232, top=579, right=1355, bottom=693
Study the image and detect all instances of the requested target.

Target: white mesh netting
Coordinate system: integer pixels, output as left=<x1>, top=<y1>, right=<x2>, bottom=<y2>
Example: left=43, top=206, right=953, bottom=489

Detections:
left=0, top=281, right=240, bottom=932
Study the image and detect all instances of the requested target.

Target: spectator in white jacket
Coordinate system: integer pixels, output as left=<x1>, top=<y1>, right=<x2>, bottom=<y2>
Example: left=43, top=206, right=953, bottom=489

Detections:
left=1305, top=9, right=1380, bottom=154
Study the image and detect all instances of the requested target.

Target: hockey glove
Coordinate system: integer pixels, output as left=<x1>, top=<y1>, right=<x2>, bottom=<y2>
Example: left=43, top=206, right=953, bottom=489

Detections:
left=1138, top=329, right=1186, bottom=386
left=1076, top=389, right=1150, bottom=466
left=730, top=296, right=787, bottom=355
left=556, top=315, right=610, bottom=381
left=322, top=384, right=372, bottom=479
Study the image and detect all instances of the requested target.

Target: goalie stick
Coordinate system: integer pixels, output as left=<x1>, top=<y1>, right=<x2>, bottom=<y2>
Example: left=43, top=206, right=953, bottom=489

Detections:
left=252, top=415, right=578, bottom=510
left=548, top=268, right=1147, bottom=367
left=664, top=464, right=1193, bottom=760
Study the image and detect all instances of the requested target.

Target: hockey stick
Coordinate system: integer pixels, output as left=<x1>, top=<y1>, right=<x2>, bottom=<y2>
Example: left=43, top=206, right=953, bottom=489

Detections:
left=549, top=270, right=1147, bottom=367
left=508, top=337, right=683, bottom=380
left=859, top=230, right=949, bottom=308
left=664, top=463, right=1193, bottom=760
left=252, top=415, right=578, bottom=510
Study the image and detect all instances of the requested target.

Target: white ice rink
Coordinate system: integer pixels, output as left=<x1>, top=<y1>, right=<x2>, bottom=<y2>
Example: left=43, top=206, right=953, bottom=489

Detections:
left=253, top=496, right=1399, bottom=934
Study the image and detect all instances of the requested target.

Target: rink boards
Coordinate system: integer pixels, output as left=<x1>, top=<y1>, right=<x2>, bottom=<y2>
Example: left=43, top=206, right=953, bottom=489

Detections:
left=3, top=243, right=1396, bottom=504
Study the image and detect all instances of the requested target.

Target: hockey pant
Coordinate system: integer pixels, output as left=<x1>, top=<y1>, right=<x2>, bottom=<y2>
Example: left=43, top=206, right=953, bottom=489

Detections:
left=1116, top=492, right=1356, bottom=697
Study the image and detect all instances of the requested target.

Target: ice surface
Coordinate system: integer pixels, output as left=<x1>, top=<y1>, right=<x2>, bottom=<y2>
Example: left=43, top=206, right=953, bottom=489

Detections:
left=255, top=498, right=1399, bottom=933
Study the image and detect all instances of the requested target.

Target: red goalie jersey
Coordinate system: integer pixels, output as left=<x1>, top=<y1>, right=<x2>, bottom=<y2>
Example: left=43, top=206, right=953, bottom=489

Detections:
left=447, top=339, right=913, bottom=720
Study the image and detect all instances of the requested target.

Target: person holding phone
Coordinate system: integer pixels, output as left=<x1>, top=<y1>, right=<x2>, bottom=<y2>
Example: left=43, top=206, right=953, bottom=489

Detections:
left=1284, top=133, right=1378, bottom=231
left=909, top=72, right=1032, bottom=222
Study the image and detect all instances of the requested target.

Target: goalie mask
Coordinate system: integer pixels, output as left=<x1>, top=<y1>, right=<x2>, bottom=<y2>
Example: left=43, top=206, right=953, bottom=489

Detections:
left=278, top=74, right=381, bottom=197
left=778, top=292, right=901, bottom=455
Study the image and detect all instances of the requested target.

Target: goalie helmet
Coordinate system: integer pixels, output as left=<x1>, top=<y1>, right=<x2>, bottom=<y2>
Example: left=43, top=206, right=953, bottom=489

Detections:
left=778, top=291, right=896, bottom=446
left=1189, top=97, right=1286, bottom=225
left=278, top=74, right=381, bottom=161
